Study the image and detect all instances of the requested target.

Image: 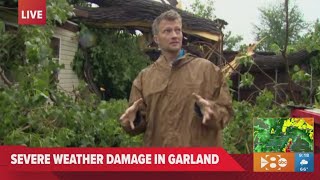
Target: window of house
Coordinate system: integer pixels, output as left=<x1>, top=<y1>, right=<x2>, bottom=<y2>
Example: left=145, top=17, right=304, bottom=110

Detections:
left=50, top=37, right=61, bottom=86
left=50, top=37, right=60, bottom=59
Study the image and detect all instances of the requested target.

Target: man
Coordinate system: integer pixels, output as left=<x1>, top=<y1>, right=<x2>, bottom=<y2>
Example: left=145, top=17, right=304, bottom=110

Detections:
left=119, top=9, right=233, bottom=147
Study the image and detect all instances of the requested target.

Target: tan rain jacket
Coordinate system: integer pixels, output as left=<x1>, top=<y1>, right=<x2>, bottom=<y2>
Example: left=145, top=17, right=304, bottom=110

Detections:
left=121, top=53, right=234, bottom=147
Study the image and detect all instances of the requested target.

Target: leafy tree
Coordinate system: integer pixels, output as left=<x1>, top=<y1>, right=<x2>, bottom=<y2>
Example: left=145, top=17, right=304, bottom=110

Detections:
left=295, top=20, right=320, bottom=75
left=254, top=1, right=307, bottom=51
left=73, top=27, right=151, bottom=100
left=293, top=20, right=320, bottom=106
left=189, top=0, right=215, bottom=20
left=223, top=31, right=244, bottom=51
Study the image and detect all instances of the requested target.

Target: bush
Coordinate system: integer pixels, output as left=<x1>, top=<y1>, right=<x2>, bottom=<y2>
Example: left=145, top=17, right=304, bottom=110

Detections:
left=0, top=79, right=142, bottom=147
left=223, top=90, right=289, bottom=154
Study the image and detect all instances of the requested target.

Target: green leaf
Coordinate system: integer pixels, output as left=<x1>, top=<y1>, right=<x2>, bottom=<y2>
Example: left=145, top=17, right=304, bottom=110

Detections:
left=240, top=72, right=254, bottom=88
left=54, top=15, right=62, bottom=24
left=293, top=65, right=300, bottom=72
left=270, top=43, right=281, bottom=54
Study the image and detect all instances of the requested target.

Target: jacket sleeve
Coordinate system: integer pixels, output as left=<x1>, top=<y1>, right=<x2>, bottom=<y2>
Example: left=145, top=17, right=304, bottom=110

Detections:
left=202, top=63, right=234, bottom=130
left=120, top=71, right=147, bottom=136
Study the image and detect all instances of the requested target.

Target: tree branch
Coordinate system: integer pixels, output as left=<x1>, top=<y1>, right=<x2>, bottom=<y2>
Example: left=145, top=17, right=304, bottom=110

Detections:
left=0, top=67, right=13, bottom=87
left=281, top=0, right=297, bottom=103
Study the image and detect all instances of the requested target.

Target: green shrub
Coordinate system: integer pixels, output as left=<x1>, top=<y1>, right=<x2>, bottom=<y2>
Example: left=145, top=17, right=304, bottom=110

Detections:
left=223, top=90, right=289, bottom=154
left=0, top=84, right=142, bottom=147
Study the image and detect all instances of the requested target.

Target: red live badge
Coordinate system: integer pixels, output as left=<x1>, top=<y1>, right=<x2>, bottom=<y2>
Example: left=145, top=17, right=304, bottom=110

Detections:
left=18, top=0, right=46, bottom=25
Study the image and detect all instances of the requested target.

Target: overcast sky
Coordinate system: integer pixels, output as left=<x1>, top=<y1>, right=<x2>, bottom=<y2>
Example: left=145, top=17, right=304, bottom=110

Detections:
left=180, top=0, right=320, bottom=44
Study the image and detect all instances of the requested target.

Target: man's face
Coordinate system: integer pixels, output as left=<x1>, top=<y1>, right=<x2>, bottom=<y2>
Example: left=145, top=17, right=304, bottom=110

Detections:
left=154, top=19, right=183, bottom=53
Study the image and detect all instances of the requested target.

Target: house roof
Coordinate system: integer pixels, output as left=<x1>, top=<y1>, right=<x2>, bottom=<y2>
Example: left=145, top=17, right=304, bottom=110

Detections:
left=73, top=0, right=226, bottom=41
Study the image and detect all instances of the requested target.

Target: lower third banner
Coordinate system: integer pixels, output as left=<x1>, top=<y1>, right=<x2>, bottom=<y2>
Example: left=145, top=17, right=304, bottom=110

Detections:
left=0, top=146, right=244, bottom=172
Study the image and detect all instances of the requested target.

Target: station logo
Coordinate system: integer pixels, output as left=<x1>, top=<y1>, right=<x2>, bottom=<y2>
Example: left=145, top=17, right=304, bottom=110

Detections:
left=254, top=153, right=295, bottom=172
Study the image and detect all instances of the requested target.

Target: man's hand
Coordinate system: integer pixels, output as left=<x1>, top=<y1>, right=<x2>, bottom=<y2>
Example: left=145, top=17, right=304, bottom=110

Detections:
left=192, top=93, right=214, bottom=125
left=120, top=98, right=143, bottom=130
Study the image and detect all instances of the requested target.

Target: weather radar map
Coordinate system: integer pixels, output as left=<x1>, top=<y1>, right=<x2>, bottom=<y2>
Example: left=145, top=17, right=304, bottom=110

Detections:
left=254, top=118, right=314, bottom=153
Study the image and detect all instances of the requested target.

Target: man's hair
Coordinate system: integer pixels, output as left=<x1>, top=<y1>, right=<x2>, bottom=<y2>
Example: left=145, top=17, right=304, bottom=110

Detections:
left=152, top=9, right=182, bottom=35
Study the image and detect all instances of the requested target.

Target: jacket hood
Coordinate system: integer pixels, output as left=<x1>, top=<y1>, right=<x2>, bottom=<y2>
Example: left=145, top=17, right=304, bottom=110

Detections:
left=155, top=53, right=198, bottom=70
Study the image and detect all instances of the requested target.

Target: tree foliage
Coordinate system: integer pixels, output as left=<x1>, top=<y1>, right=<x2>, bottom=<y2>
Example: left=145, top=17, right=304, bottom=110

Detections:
left=223, top=31, right=244, bottom=51
left=293, top=20, right=320, bottom=107
left=0, top=85, right=142, bottom=147
left=295, top=20, right=320, bottom=75
left=73, top=26, right=151, bottom=99
left=254, top=1, right=307, bottom=51
left=189, top=0, right=215, bottom=20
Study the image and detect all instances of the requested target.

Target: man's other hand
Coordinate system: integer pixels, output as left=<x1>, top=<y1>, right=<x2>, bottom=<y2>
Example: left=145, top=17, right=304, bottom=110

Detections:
left=192, top=93, right=214, bottom=125
left=119, top=98, right=143, bottom=130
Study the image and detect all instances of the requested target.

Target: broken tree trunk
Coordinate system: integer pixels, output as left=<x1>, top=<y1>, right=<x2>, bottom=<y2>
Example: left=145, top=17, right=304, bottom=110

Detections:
left=252, top=50, right=319, bottom=70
